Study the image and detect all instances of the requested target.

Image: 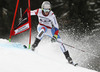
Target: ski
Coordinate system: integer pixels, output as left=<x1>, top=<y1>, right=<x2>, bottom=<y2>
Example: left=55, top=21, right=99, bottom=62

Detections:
left=23, top=45, right=35, bottom=51
left=23, top=45, right=28, bottom=49
left=71, top=62, right=78, bottom=66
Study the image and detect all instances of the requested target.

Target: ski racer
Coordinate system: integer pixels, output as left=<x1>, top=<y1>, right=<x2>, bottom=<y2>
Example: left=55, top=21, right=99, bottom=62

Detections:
left=31, top=1, right=73, bottom=64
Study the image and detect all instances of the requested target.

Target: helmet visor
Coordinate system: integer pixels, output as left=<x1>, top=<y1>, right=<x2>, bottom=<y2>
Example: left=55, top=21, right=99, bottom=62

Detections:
left=43, top=8, right=51, bottom=12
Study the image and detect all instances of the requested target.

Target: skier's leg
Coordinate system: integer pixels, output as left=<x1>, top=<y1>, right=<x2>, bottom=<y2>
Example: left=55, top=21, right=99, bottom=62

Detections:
left=57, top=38, right=73, bottom=64
left=46, top=28, right=73, bottom=64
left=36, top=27, right=45, bottom=40
left=32, top=25, right=47, bottom=51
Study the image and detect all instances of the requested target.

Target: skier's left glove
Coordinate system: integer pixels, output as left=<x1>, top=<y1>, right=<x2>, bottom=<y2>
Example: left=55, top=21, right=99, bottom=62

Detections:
left=51, top=35, right=58, bottom=43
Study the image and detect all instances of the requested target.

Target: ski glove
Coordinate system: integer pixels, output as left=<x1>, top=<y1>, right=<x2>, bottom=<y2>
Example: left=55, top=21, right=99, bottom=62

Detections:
left=51, top=35, right=58, bottom=43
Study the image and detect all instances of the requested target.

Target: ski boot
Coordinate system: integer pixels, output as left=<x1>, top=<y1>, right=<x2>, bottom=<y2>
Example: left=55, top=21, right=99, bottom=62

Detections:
left=64, top=51, right=73, bottom=64
left=67, top=56, right=73, bottom=64
left=32, top=38, right=40, bottom=51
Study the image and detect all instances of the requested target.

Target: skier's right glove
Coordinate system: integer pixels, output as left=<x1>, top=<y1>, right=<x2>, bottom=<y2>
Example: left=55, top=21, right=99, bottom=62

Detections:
left=51, top=35, right=58, bottom=43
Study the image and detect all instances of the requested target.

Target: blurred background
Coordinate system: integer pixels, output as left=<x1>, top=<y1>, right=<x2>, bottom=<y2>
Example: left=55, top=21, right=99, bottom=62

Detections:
left=0, top=0, right=100, bottom=71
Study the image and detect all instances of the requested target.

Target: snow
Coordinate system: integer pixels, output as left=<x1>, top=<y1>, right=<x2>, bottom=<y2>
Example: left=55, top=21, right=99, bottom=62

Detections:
left=89, top=2, right=95, bottom=5
left=95, top=23, right=100, bottom=26
left=92, top=28, right=100, bottom=32
left=0, top=39, right=97, bottom=72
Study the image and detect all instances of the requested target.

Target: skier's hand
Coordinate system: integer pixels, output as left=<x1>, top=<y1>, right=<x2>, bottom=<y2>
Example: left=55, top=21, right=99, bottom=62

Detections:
left=51, top=35, right=58, bottom=43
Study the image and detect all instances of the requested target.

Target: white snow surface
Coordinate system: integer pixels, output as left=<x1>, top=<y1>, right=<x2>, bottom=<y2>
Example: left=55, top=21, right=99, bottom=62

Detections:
left=0, top=39, right=97, bottom=72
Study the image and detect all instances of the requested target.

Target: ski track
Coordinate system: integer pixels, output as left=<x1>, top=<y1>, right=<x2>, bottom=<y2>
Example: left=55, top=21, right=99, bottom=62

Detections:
left=0, top=39, right=97, bottom=72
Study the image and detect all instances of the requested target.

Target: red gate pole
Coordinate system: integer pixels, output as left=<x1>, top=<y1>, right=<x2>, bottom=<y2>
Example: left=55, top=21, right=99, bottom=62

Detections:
left=28, top=0, right=32, bottom=49
left=9, top=0, right=20, bottom=42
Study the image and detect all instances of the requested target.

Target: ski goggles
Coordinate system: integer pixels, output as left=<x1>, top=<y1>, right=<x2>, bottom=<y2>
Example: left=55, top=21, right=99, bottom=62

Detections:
left=42, top=8, right=51, bottom=12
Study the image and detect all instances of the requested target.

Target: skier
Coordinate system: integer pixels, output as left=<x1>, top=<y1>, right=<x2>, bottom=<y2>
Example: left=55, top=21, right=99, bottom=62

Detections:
left=31, top=1, right=73, bottom=64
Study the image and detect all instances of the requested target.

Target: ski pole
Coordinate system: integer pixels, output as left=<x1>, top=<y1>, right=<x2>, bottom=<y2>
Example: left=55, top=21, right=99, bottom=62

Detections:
left=57, top=40, right=100, bottom=58
left=57, top=40, right=85, bottom=52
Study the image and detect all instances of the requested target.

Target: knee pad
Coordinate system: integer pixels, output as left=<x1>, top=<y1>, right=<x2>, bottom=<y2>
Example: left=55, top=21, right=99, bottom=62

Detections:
left=38, top=26, right=47, bottom=33
left=39, top=30, right=44, bottom=37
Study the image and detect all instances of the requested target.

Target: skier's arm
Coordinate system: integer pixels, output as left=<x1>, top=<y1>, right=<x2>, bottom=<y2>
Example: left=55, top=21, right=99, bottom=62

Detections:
left=52, top=14, right=59, bottom=38
left=31, top=9, right=39, bottom=16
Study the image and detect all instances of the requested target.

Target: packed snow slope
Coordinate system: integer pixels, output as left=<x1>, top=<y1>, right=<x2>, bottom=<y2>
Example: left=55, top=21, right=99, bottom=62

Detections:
left=0, top=39, right=97, bottom=72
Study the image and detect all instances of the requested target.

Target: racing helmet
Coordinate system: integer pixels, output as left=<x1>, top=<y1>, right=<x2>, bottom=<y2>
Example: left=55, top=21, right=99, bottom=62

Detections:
left=41, top=1, right=51, bottom=12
